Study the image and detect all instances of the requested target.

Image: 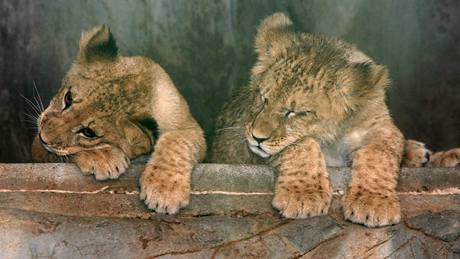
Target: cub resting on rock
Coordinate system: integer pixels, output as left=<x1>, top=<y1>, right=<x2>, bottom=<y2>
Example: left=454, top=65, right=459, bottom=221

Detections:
left=210, top=13, right=460, bottom=227
left=31, top=25, right=206, bottom=214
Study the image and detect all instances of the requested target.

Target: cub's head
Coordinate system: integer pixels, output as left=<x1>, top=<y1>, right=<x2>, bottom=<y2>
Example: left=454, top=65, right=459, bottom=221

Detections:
left=37, top=25, right=154, bottom=158
left=246, top=13, right=390, bottom=158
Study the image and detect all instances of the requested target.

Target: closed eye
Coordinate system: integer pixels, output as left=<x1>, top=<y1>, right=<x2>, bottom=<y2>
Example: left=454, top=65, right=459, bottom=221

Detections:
left=260, top=95, right=267, bottom=103
left=285, top=109, right=314, bottom=118
left=285, top=110, right=296, bottom=118
left=301, top=110, right=318, bottom=118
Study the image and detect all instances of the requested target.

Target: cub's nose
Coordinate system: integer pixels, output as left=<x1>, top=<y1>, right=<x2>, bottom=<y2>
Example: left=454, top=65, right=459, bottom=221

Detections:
left=252, top=133, right=269, bottom=144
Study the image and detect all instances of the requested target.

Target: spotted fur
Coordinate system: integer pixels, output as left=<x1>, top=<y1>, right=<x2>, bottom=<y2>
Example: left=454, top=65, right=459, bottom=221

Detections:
left=31, top=25, right=206, bottom=214
left=210, top=13, right=412, bottom=227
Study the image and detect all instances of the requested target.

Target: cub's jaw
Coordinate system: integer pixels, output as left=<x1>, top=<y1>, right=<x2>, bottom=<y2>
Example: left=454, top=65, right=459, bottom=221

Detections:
left=38, top=134, right=69, bottom=156
left=248, top=144, right=271, bottom=158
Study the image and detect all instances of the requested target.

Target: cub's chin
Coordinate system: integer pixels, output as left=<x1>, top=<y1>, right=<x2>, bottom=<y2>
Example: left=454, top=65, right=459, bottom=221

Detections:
left=248, top=144, right=271, bottom=158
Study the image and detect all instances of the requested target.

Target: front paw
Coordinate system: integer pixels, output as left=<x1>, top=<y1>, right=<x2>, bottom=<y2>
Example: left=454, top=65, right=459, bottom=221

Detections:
left=272, top=180, right=332, bottom=218
left=432, top=148, right=460, bottom=167
left=140, top=164, right=190, bottom=214
left=72, top=148, right=129, bottom=180
left=402, top=140, right=431, bottom=167
left=342, top=188, right=400, bottom=227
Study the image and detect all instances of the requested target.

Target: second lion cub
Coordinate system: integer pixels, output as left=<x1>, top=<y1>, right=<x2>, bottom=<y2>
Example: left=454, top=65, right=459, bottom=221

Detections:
left=210, top=13, right=459, bottom=227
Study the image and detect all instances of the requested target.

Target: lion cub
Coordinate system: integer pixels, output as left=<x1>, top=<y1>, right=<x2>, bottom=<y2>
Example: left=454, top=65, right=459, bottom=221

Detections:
left=32, top=25, right=206, bottom=214
left=210, top=13, right=459, bottom=227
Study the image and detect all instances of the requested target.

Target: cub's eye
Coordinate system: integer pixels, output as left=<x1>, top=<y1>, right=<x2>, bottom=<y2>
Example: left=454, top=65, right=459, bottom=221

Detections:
left=78, top=127, right=97, bottom=138
left=285, top=110, right=296, bottom=118
left=63, top=90, right=72, bottom=110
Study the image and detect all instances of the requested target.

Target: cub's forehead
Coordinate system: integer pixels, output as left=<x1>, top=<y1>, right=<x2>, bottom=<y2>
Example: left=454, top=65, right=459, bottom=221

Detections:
left=64, top=70, right=119, bottom=95
left=66, top=68, right=111, bottom=86
left=258, top=58, right=341, bottom=95
left=257, top=42, right=368, bottom=97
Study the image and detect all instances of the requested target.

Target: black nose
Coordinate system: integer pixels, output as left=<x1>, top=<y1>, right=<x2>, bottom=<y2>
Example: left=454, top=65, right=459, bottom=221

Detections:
left=252, top=134, right=269, bottom=144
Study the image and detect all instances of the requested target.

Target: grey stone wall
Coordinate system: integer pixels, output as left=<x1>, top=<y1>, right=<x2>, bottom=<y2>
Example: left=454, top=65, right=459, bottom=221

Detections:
left=1, top=0, right=460, bottom=162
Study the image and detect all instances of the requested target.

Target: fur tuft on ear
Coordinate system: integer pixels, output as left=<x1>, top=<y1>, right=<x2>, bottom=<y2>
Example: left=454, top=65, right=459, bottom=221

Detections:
left=337, top=62, right=390, bottom=100
left=78, top=25, right=118, bottom=63
left=368, top=63, right=390, bottom=89
left=352, top=62, right=390, bottom=90
left=255, top=12, right=294, bottom=60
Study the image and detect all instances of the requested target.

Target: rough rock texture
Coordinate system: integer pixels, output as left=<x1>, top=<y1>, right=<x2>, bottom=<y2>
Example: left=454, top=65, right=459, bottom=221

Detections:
left=0, top=163, right=459, bottom=258
left=406, top=210, right=460, bottom=242
left=1, top=0, right=460, bottom=162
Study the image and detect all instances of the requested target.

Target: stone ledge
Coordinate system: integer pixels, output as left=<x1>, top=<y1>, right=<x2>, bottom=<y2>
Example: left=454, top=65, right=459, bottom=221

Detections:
left=1, top=163, right=459, bottom=193
left=0, top=163, right=458, bottom=258
left=0, top=163, right=459, bottom=218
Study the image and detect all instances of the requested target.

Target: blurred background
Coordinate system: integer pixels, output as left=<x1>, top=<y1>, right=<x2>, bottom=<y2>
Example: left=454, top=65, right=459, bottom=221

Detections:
left=1, top=0, right=459, bottom=162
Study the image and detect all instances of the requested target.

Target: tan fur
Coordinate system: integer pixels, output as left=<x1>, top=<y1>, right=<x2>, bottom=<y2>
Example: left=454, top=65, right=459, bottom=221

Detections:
left=271, top=137, right=332, bottom=218
left=402, top=140, right=460, bottom=167
left=31, top=25, right=206, bottom=214
left=210, top=13, right=406, bottom=227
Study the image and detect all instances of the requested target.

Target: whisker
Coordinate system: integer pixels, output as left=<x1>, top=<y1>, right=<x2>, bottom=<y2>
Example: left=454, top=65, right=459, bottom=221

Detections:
left=32, top=88, right=42, bottom=113
left=24, top=125, right=39, bottom=129
left=23, top=112, right=39, bottom=125
left=21, top=111, right=40, bottom=133
left=32, top=80, right=45, bottom=112
left=23, top=112, right=38, bottom=120
left=22, top=120, right=38, bottom=125
left=23, top=116, right=37, bottom=123
left=237, top=138, right=248, bottom=144
left=214, top=126, right=244, bottom=132
left=20, top=94, right=42, bottom=117
left=22, top=119, right=38, bottom=126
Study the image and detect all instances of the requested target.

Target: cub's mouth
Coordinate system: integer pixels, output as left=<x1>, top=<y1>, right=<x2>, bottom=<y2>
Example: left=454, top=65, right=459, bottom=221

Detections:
left=38, top=133, right=69, bottom=156
left=246, top=127, right=273, bottom=158
left=248, top=144, right=271, bottom=158
left=246, top=135, right=272, bottom=158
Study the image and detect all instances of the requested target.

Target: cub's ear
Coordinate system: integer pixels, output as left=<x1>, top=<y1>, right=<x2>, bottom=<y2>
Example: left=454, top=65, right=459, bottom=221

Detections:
left=78, top=25, right=118, bottom=63
left=354, top=62, right=390, bottom=90
left=337, top=62, right=390, bottom=98
left=255, top=12, right=294, bottom=60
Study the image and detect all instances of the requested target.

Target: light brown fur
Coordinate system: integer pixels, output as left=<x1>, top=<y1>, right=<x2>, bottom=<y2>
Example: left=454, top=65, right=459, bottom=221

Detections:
left=402, top=140, right=460, bottom=167
left=210, top=13, right=458, bottom=227
left=31, top=25, right=206, bottom=214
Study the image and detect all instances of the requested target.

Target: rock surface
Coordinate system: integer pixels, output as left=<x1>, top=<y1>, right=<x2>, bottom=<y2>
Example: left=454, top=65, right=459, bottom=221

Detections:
left=0, top=163, right=459, bottom=258
left=406, top=210, right=460, bottom=242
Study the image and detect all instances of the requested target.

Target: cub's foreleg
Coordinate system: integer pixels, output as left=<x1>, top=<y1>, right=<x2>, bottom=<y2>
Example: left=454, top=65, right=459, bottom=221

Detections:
left=140, top=128, right=205, bottom=214
left=342, top=126, right=404, bottom=227
left=271, top=137, right=332, bottom=218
